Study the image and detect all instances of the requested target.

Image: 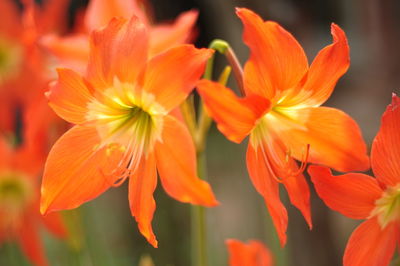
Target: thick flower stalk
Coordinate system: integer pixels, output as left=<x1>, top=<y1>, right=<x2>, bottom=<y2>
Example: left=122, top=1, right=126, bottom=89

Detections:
left=309, top=93, right=400, bottom=266
left=226, top=239, right=273, bottom=266
left=40, top=15, right=217, bottom=248
left=197, top=8, right=369, bottom=246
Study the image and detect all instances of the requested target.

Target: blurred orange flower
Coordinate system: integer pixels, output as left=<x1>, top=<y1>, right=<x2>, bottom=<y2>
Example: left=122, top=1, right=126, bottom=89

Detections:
left=0, top=138, right=66, bottom=266
left=41, top=0, right=198, bottom=72
left=226, top=239, right=273, bottom=266
left=0, top=0, right=70, bottom=138
left=309, top=93, right=400, bottom=266
left=197, top=8, right=369, bottom=246
left=40, top=15, right=217, bottom=248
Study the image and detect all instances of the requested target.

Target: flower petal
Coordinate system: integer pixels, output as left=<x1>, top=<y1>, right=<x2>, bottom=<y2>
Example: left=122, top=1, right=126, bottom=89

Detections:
left=128, top=152, right=158, bottom=248
left=149, top=10, right=198, bottom=55
left=84, top=0, right=146, bottom=31
left=41, top=125, right=122, bottom=214
left=155, top=115, right=218, bottom=206
left=226, top=239, right=273, bottom=266
left=308, top=165, right=382, bottom=219
left=140, top=45, right=213, bottom=111
left=343, top=218, right=398, bottom=266
left=246, top=144, right=288, bottom=247
left=87, top=15, right=148, bottom=88
left=281, top=173, right=311, bottom=228
left=47, top=68, right=93, bottom=124
left=40, top=34, right=89, bottom=73
left=18, top=217, right=48, bottom=266
left=197, top=79, right=270, bottom=143
left=237, top=8, right=308, bottom=100
left=371, top=93, right=400, bottom=187
left=0, top=0, right=22, bottom=39
left=41, top=212, right=67, bottom=238
left=270, top=106, right=369, bottom=172
left=283, top=24, right=350, bottom=107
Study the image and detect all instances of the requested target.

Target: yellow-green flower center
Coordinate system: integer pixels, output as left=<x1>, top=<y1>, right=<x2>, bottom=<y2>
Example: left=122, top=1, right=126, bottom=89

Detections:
left=0, top=172, right=34, bottom=231
left=87, top=78, right=165, bottom=180
left=370, top=184, right=400, bottom=228
left=0, top=36, right=22, bottom=83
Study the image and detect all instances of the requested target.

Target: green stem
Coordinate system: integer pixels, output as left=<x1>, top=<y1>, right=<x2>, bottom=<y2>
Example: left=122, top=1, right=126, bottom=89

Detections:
left=190, top=38, right=236, bottom=266
left=191, top=152, right=208, bottom=266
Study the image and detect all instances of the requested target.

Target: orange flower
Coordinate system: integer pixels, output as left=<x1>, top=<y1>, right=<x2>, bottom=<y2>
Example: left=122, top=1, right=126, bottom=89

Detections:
left=226, top=239, right=273, bottom=266
left=0, top=0, right=70, bottom=133
left=309, top=94, right=400, bottom=266
left=40, top=15, right=217, bottom=248
left=41, top=0, right=198, bottom=72
left=197, top=8, right=369, bottom=246
left=0, top=138, right=66, bottom=266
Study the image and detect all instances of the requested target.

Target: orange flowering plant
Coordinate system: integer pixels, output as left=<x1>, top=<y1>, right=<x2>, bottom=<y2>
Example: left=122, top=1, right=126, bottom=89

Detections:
left=40, top=15, right=217, bottom=248
left=226, top=239, right=273, bottom=266
left=309, top=94, right=400, bottom=266
left=197, top=7, right=369, bottom=246
left=1, top=0, right=396, bottom=264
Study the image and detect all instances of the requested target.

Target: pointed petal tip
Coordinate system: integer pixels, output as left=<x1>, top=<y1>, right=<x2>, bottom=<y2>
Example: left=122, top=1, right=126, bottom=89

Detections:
left=391, top=92, right=400, bottom=105
left=235, top=7, right=251, bottom=16
left=279, top=235, right=287, bottom=248
left=201, top=197, right=220, bottom=207
left=40, top=200, right=49, bottom=216
left=330, top=23, right=348, bottom=43
left=138, top=223, right=158, bottom=248
left=149, top=237, right=158, bottom=248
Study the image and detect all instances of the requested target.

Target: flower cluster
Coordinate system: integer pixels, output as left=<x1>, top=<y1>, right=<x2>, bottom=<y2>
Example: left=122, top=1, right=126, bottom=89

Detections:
left=0, top=0, right=398, bottom=265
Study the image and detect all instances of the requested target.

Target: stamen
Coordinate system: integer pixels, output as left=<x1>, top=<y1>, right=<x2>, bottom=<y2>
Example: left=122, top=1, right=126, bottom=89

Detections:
left=90, top=79, right=165, bottom=188
left=259, top=141, right=310, bottom=183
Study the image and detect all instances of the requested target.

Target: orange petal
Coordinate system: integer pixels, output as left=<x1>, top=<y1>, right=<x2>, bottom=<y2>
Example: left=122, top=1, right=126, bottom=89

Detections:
left=258, top=135, right=312, bottom=228
left=47, top=68, right=93, bottom=124
left=226, top=239, right=273, bottom=266
left=371, top=94, right=400, bottom=187
left=343, top=218, right=398, bottom=266
left=85, top=0, right=148, bottom=31
left=197, top=79, right=270, bottom=143
left=282, top=173, right=311, bottom=228
left=18, top=217, right=48, bottom=266
left=308, top=165, right=382, bottom=219
left=237, top=8, right=308, bottom=100
left=40, top=34, right=89, bottom=73
left=270, top=106, right=369, bottom=172
left=155, top=115, right=218, bottom=206
left=246, top=144, right=288, bottom=247
left=41, top=125, right=122, bottom=214
left=149, top=10, right=198, bottom=55
left=41, top=212, right=67, bottom=238
left=140, top=45, right=213, bottom=111
left=87, top=15, right=148, bottom=88
left=128, top=152, right=158, bottom=248
left=286, top=23, right=349, bottom=107
left=0, top=0, right=22, bottom=39
left=38, top=0, right=70, bottom=33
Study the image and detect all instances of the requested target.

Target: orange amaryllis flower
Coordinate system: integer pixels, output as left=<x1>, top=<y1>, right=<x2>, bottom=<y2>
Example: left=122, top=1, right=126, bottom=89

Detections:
left=226, top=239, right=273, bottom=266
left=40, top=15, right=217, bottom=248
left=0, top=0, right=70, bottom=133
left=197, top=8, right=369, bottom=246
left=0, top=138, right=66, bottom=266
left=308, top=94, right=400, bottom=266
left=41, top=0, right=198, bottom=72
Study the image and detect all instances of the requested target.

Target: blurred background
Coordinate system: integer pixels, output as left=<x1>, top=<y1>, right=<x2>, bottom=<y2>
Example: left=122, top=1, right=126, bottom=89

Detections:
left=0, top=0, right=399, bottom=265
